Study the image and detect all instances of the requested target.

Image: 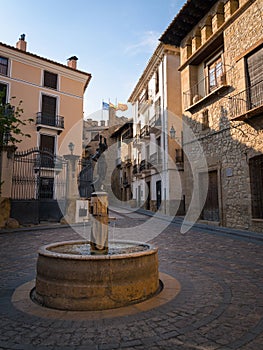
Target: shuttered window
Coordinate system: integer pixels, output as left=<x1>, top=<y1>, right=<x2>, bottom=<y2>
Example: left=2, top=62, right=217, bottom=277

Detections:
left=246, top=45, right=263, bottom=109
left=249, top=155, right=263, bottom=219
left=0, top=83, right=7, bottom=105
left=40, top=134, right=55, bottom=153
left=41, top=95, right=56, bottom=117
left=0, top=57, right=8, bottom=76
left=43, top=71, right=58, bottom=90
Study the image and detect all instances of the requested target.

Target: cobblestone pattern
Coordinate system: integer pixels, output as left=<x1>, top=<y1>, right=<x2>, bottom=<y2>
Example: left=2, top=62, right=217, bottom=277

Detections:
left=0, top=212, right=263, bottom=349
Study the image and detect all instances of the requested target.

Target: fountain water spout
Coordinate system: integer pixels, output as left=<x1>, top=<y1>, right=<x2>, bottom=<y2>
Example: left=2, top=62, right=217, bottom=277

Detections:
left=90, top=192, right=109, bottom=255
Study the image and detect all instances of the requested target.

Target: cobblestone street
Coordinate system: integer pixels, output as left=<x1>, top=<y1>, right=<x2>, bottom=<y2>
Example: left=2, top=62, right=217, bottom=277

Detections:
left=0, top=209, right=263, bottom=349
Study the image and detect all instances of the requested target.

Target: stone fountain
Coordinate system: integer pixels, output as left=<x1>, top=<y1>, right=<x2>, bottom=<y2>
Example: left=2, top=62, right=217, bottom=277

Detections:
left=32, top=136, right=160, bottom=311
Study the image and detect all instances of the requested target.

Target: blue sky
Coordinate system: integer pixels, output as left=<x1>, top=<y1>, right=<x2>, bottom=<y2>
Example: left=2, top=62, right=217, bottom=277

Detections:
left=2, top=0, right=185, bottom=120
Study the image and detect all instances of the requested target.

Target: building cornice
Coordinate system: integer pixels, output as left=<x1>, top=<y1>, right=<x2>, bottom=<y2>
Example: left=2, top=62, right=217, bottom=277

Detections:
left=159, top=0, right=218, bottom=46
left=128, top=43, right=179, bottom=103
left=0, top=42, right=92, bottom=91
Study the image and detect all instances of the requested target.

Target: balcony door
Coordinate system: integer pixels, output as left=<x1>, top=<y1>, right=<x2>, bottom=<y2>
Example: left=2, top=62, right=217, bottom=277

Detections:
left=246, top=46, right=263, bottom=109
left=39, top=134, right=55, bottom=168
left=41, top=94, right=57, bottom=126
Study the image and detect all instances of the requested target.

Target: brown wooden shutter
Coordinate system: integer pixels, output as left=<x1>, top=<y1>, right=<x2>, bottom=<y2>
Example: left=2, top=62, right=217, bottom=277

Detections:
left=246, top=46, right=263, bottom=108
left=42, top=95, right=56, bottom=117
left=44, top=71, right=58, bottom=89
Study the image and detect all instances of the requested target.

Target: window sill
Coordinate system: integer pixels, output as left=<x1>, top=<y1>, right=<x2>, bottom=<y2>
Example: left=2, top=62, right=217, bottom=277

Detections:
left=251, top=218, right=263, bottom=223
left=185, top=84, right=230, bottom=113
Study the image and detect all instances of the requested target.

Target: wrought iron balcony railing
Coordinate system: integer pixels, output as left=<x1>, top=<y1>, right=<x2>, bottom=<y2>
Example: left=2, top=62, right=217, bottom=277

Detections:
left=230, top=80, right=263, bottom=119
left=149, top=114, right=161, bottom=129
left=140, top=125, right=150, bottom=139
left=138, top=91, right=152, bottom=113
left=139, top=159, right=151, bottom=173
left=36, top=112, right=64, bottom=129
left=149, top=152, right=162, bottom=167
left=183, top=72, right=227, bottom=110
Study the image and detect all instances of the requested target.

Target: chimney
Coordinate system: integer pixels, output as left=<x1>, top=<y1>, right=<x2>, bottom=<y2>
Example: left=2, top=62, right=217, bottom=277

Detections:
left=67, top=56, right=78, bottom=69
left=16, top=34, right=27, bottom=51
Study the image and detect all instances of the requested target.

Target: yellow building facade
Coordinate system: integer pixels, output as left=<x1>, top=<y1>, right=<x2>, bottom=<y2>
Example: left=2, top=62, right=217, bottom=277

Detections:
left=0, top=35, right=91, bottom=157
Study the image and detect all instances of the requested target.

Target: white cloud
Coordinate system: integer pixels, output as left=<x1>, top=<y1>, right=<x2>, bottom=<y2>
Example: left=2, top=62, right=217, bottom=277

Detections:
left=124, top=30, right=160, bottom=56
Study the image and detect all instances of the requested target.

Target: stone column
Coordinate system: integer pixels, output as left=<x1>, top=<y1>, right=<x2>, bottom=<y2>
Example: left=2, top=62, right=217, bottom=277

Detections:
left=90, top=192, right=109, bottom=255
left=0, top=145, right=16, bottom=228
left=63, top=154, right=80, bottom=223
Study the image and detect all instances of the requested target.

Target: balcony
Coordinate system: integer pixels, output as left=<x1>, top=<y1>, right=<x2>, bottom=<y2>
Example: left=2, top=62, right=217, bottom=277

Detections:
left=183, top=73, right=229, bottom=112
left=149, top=114, right=161, bottom=131
left=36, top=112, right=64, bottom=133
left=138, top=91, right=152, bottom=114
left=132, top=164, right=141, bottom=177
left=230, top=80, right=263, bottom=125
left=140, top=125, right=150, bottom=139
left=122, top=126, right=133, bottom=142
left=139, top=159, right=151, bottom=174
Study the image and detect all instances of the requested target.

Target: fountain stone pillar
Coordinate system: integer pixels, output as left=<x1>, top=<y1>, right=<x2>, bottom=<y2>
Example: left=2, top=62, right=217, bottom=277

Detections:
left=90, top=192, right=108, bottom=255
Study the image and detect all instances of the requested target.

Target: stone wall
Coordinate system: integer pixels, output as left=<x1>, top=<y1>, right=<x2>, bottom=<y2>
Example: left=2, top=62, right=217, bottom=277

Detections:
left=183, top=0, right=263, bottom=232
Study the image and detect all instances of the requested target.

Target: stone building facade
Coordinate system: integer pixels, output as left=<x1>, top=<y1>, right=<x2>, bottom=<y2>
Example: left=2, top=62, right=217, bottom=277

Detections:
left=161, top=0, right=263, bottom=232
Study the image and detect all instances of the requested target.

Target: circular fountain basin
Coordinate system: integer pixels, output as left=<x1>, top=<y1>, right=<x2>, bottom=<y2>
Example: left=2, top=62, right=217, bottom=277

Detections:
left=33, top=240, right=159, bottom=311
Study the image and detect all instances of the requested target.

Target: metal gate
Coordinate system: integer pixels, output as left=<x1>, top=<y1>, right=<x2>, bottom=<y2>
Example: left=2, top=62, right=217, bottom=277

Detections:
left=11, top=148, right=68, bottom=224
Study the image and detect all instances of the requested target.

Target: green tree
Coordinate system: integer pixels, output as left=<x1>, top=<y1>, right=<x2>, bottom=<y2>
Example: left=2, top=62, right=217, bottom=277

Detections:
left=0, top=90, right=33, bottom=194
left=0, top=95, right=33, bottom=147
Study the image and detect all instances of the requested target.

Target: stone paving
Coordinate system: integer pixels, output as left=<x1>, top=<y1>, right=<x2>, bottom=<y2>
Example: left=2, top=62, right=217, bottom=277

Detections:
left=0, top=210, right=263, bottom=349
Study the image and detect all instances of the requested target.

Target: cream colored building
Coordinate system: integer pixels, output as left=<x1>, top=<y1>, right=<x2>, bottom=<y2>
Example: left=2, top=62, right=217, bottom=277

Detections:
left=128, top=43, right=184, bottom=216
left=0, top=35, right=91, bottom=224
left=161, top=0, right=263, bottom=232
left=0, top=34, right=91, bottom=157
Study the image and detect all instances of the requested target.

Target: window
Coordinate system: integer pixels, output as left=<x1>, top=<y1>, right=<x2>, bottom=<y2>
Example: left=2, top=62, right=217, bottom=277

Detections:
left=155, top=70, right=159, bottom=94
left=246, top=45, right=263, bottom=109
left=40, top=134, right=55, bottom=153
left=43, top=71, right=58, bottom=90
left=201, top=109, right=209, bottom=130
left=249, top=155, right=263, bottom=219
left=0, top=83, right=7, bottom=105
left=207, top=55, right=224, bottom=92
left=0, top=57, right=8, bottom=76
left=42, top=94, right=57, bottom=117
left=39, top=134, right=55, bottom=168
left=155, top=98, right=161, bottom=120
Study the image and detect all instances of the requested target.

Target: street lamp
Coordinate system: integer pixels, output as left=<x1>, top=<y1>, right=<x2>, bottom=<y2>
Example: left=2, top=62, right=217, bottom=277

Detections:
left=68, top=142, right=75, bottom=155
left=170, top=125, right=176, bottom=139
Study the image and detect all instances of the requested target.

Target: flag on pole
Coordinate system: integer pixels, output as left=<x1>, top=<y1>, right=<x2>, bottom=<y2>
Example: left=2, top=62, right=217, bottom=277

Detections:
left=109, top=102, right=117, bottom=109
left=116, top=102, right=128, bottom=111
left=102, top=101, right=109, bottom=110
